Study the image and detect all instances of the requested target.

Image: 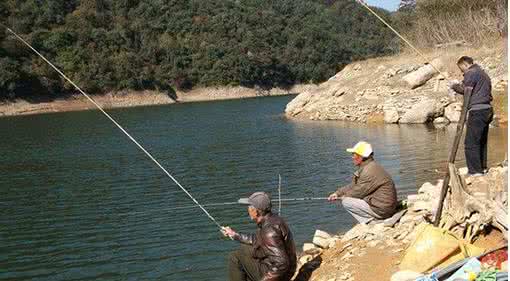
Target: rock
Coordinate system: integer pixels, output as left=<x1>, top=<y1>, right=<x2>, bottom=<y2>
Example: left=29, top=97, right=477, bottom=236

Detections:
left=399, top=98, right=444, bottom=123
left=391, top=270, right=423, bottom=281
left=313, top=230, right=333, bottom=249
left=397, top=231, right=410, bottom=240
left=285, top=92, right=312, bottom=116
left=384, top=68, right=398, bottom=78
left=411, top=200, right=433, bottom=212
left=367, top=223, right=385, bottom=236
left=338, top=272, right=352, bottom=280
left=303, top=243, right=317, bottom=252
left=418, top=181, right=442, bottom=198
left=458, top=167, right=468, bottom=175
left=341, top=243, right=353, bottom=251
left=341, top=252, right=354, bottom=261
left=407, top=194, right=420, bottom=203
left=367, top=240, right=380, bottom=247
left=384, top=107, right=400, bottom=123
left=364, top=234, right=375, bottom=241
left=433, top=117, right=450, bottom=124
left=402, top=58, right=444, bottom=89
left=445, top=102, right=462, bottom=122
left=341, top=224, right=370, bottom=242
left=328, top=239, right=339, bottom=249
left=299, top=255, right=314, bottom=265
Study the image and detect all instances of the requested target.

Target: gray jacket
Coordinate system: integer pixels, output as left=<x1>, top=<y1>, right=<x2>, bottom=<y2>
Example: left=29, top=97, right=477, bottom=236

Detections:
left=452, top=64, right=492, bottom=110
left=335, top=158, right=398, bottom=218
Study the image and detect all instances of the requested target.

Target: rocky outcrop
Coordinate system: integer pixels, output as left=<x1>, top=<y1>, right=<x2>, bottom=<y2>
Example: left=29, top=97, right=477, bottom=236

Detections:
left=399, top=98, right=444, bottom=124
left=285, top=45, right=507, bottom=125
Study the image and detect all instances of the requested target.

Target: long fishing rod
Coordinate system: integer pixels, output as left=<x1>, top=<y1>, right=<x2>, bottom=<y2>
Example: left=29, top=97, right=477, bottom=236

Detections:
left=355, top=0, right=448, bottom=79
left=1, top=24, right=223, bottom=230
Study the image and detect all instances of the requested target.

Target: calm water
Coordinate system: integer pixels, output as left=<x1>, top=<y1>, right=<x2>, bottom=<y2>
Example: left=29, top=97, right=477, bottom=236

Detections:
left=0, top=95, right=507, bottom=280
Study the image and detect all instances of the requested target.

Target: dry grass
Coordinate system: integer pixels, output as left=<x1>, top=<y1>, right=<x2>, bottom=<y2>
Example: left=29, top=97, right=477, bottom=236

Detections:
left=399, top=0, right=507, bottom=48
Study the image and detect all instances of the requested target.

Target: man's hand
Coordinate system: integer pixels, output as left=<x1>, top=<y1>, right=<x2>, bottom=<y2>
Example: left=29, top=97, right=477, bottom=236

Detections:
left=327, top=193, right=338, bottom=201
left=447, top=79, right=461, bottom=89
left=221, top=226, right=237, bottom=239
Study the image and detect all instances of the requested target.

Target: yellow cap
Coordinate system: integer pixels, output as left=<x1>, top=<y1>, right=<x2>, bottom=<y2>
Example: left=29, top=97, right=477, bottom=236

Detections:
left=346, top=141, right=373, bottom=158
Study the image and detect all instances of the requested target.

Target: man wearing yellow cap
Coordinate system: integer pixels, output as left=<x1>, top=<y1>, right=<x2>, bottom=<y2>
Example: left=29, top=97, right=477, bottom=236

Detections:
left=328, top=141, right=398, bottom=224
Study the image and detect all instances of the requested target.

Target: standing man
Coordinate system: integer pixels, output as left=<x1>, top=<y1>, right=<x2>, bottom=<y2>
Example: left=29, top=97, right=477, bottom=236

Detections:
left=222, top=192, right=297, bottom=281
left=449, top=56, right=493, bottom=176
left=328, top=141, right=398, bottom=224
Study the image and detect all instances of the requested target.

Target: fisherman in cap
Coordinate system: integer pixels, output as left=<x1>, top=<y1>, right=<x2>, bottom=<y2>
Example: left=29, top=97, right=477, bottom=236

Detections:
left=328, top=141, right=398, bottom=224
left=221, top=192, right=297, bottom=281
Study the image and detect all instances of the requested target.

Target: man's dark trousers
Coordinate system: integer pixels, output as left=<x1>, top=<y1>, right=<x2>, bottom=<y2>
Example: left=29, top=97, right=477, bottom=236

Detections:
left=465, top=108, right=493, bottom=174
left=228, top=244, right=263, bottom=281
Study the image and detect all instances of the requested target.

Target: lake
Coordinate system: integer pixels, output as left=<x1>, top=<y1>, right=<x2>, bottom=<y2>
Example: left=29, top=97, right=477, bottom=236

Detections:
left=0, top=95, right=507, bottom=280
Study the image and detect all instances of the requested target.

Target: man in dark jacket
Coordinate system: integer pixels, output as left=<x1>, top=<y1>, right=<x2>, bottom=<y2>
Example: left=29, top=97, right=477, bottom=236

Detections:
left=328, top=141, right=398, bottom=224
left=222, top=192, right=297, bottom=281
left=449, top=56, right=493, bottom=176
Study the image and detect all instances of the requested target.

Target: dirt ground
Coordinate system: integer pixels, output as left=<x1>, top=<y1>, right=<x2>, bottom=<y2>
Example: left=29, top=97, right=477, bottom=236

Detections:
left=296, top=227, right=506, bottom=281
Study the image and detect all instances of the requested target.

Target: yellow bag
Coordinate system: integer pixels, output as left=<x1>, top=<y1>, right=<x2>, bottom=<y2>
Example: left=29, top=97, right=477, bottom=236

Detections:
left=399, top=223, right=487, bottom=273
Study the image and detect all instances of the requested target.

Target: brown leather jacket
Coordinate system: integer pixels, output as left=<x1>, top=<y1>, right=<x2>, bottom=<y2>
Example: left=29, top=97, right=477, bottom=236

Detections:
left=234, top=213, right=297, bottom=281
left=335, top=158, right=397, bottom=218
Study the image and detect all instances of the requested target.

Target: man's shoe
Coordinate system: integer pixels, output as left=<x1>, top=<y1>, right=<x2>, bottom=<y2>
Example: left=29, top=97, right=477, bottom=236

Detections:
left=467, top=173, right=484, bottom=177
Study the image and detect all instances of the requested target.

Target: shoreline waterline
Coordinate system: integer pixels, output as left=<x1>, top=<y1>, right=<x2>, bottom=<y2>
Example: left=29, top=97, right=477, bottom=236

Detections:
left=0, top=85, right=317, bottom=118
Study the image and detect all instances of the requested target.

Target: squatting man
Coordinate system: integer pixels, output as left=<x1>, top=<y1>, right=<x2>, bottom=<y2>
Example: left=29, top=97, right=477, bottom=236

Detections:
left=328, top=141, right=398, bottom=224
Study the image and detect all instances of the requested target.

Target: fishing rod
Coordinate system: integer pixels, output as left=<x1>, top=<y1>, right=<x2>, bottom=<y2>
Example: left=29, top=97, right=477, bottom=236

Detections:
left=1, top=24, right=224, bottom=230
left=355, top=0, right=448, bottom=80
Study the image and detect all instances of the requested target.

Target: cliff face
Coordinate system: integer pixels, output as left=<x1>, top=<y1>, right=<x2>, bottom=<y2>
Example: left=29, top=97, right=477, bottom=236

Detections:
left=285, top=42, right=507, bottom=125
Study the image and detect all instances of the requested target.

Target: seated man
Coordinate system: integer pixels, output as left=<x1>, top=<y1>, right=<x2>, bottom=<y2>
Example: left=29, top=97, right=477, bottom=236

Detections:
left=222, top=192, right=297, bottom=281
left=328, top=141, right=398, bottom=224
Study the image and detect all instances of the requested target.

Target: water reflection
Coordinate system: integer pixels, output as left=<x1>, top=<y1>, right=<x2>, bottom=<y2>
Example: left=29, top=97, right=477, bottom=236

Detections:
left=0, top=96, right=507, bottom=281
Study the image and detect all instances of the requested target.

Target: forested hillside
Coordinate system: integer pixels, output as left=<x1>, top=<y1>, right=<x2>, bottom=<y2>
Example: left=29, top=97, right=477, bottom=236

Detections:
left=0, top=0, right=396, bottom=100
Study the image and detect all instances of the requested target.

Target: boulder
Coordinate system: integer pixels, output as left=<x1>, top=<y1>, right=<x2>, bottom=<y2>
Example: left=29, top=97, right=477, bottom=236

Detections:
left=399, top=98, right=444, bottom=123
left=410, top=200, right=433, bottom=212
left=445, top=102, right=462, bottom=122
left=384, top=107, right=400, bottom=123
left=433, top=117, right=450, bottom=124
left=402, top=58, right=444, bottom=89
left=418, top=181, right=442, bottom=198
left=341, top=224, right=370, bottom=242
left=312, top=230, right=332, bottom=249
left=302, top=243, right=317, bottom=252
left=391, top=271, right=423, bottom=281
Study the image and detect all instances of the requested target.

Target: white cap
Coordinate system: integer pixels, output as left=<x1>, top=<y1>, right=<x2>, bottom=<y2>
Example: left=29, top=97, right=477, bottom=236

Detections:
left=346, top=141, right=373, bottom=158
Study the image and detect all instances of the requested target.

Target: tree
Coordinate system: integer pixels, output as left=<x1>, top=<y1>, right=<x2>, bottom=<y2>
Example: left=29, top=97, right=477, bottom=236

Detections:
left=0, top=0, right=399, bottom=100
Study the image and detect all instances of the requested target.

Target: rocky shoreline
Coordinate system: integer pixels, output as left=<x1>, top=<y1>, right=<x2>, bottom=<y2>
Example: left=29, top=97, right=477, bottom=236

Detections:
left=0, top=84, right=317, bottom=118
left=295, top=164, right=508, bottom=281
left=285, top=43, right=507, bottom=126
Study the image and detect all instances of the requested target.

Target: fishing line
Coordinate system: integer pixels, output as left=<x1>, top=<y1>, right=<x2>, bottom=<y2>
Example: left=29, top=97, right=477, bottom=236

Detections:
left=355, top=0, right=449, bottom=79
left=145, top=197, right=329, bottom=212
left=2, top=24, right=223, bottom=229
